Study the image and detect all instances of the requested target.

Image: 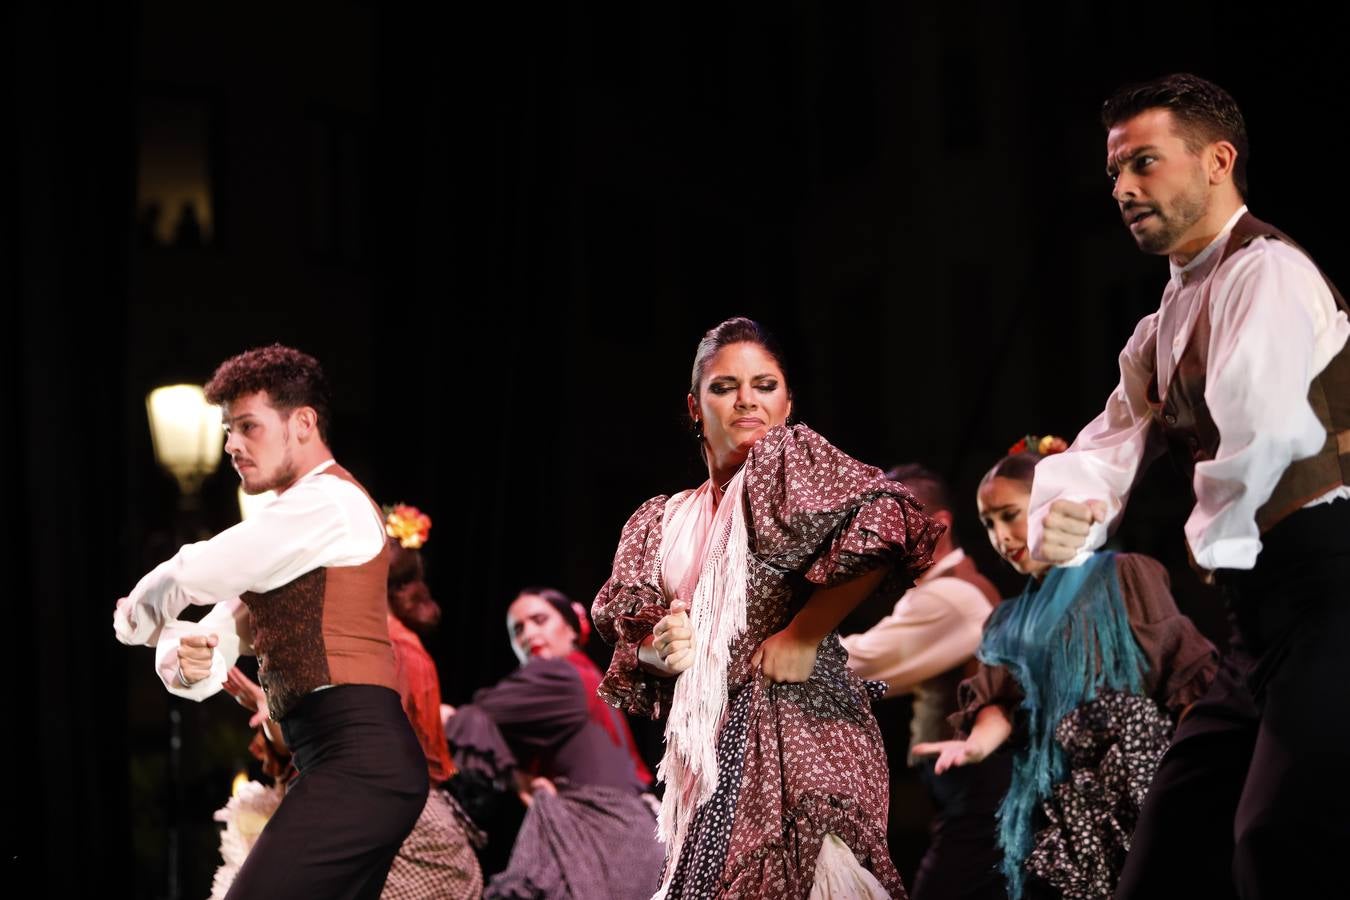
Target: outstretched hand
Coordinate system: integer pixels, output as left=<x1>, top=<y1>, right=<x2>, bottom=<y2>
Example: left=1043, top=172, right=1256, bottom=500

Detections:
left=911, top=739, right=989, bottom=775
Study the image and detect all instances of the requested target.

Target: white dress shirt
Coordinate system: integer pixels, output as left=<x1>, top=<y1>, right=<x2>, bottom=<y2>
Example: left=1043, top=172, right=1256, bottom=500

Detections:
left=840, top=549, right=994, bottom=697
left=112, top=459, right=387, bottom=699
left=1028, top=206, right=1350, bottom=571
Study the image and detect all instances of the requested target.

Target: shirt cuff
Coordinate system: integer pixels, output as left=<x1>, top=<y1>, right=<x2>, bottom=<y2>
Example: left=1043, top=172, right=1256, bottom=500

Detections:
left=1192, top=536, right=1262, bottom=572
left=154, top=621, right=229, bottom=701
left=113, top=597, right=163, bottom=646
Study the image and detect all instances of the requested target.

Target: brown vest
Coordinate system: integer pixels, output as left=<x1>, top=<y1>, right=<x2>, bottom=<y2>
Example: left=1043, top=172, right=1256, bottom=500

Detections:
left=241, top=463, right=396, bottom=720
left=908, top=554, right=1001, bottom=752
left=1148, top=213, right=1350, bottom=534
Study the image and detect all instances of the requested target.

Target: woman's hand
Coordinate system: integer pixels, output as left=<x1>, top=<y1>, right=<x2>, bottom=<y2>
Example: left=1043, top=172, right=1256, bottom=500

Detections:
left=514, top=771, right=558, bottom=807
left=911, top=739, right=988, bottom=774
left=750, top=624, right=818, bottom=683
left=642, top=600, right=694, bottom=676
left=222, top=665, right=271, bottom=729
left=913, top=706, right=1010, bottom=774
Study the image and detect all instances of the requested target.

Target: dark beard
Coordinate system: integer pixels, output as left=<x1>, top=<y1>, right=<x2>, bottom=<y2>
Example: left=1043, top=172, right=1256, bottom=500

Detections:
left=1134, top=187, right=1207, bottom=255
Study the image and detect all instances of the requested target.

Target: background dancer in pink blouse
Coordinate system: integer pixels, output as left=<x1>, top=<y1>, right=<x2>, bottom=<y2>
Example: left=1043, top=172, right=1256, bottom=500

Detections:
left=841, top=463, right=1009, bottom=900
left=113, top=344, right=426, bottom=900
left=1029, top=74, right=1350, bottom=900
left=593, top=316, right=942, bottom=899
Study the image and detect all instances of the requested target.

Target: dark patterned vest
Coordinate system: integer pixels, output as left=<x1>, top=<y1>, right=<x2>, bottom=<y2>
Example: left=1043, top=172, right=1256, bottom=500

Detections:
left=241, top=463, right=396, bottom=720
left=1147, top=213, right=1350, bottom=534
left=908, top=554, right=1001, bottom=754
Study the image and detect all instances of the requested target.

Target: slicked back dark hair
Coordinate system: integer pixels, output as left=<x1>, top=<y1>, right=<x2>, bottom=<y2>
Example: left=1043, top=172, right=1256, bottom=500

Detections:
left=887, top=462, right=956, bottom=546
left=981, top=451, right=1041, bottom=490
left=885, top=463, right=951, bottom=513
left=689, top=317, right=792, bottom=399
left=1102, top=73, right=1249, bottom=198
left=204, top=343, right=333, bottom=441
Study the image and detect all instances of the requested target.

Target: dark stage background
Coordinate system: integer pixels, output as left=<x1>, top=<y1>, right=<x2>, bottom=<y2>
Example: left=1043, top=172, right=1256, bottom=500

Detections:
left=7, top=2, right=1350, bottom=897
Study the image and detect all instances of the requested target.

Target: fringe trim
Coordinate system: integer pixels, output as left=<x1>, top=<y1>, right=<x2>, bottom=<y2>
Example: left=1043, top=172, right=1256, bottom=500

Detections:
left=654, top=466, right=750, bottom=893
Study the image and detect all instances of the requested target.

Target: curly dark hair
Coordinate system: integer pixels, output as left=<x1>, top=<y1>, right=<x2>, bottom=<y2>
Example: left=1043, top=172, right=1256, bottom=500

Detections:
left=204, top=343, right=333, bottom=441
left=1102, top=73, right=1249, bottom=198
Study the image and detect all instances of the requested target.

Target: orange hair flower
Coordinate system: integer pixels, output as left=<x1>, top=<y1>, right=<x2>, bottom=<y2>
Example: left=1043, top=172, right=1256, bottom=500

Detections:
left=384, top=503, right=432, bottom=549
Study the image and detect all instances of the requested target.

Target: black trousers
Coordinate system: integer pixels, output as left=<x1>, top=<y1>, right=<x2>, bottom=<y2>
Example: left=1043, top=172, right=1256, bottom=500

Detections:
left=226, top=684, right=428, bottom=900
left=911, top=751, right=1012, bottom=900
left=1115, top=500, right=1350, bottom=900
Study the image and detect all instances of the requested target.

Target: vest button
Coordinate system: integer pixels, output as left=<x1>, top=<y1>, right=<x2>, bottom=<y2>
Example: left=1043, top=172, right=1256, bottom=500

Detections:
left=1163, top=412, right=1177, bottom=426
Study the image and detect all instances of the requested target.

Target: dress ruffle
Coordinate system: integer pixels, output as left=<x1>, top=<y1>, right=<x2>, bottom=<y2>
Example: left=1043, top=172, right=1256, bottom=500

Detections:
left=745, top=424, right=942, bottom=590
left=1023, top=690, right=1173, bottom=899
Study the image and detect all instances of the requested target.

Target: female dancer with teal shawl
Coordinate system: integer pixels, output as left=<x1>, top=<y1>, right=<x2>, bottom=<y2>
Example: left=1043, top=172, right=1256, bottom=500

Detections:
left=914, top=440, right=1217, bottom=900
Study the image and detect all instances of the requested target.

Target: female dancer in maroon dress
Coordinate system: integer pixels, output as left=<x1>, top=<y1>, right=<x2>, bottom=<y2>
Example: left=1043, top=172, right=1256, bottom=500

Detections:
left=593, top=317, right=942, bottom=898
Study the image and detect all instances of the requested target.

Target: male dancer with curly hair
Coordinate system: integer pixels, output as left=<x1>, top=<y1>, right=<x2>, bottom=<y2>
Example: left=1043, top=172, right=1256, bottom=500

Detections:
left=115, top=344, right=426, bottom=899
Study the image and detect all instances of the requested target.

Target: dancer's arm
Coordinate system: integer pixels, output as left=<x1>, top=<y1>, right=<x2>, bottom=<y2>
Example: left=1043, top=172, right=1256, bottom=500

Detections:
left=751, top=567, right=888, bottom=683
left=114, top=471, right=381, bottom=646
left=912, top=705, right=1013, bottom=774
left=1186, top=242, right=1344, bottom=571
left=840, top=580, right=987, bottom=697
left=1027, top=314, right=1164, bottom=566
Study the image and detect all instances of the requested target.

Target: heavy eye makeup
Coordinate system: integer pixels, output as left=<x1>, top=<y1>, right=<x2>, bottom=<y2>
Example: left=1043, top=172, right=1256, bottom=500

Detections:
left=707, top=377, right=780, bottom=395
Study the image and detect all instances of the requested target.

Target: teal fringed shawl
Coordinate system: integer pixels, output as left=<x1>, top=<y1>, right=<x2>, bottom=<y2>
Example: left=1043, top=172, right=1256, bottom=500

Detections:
left=977, top=551, right=1147, bottom=900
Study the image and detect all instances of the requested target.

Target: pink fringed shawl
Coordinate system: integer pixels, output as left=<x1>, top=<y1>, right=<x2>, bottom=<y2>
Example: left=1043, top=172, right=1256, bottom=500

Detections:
left=654, top=466, right=750, bottom=893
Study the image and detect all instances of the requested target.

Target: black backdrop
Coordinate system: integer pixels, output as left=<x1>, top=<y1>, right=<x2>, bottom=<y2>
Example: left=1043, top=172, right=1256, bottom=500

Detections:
left=8, top=2, right=1350, bottom=896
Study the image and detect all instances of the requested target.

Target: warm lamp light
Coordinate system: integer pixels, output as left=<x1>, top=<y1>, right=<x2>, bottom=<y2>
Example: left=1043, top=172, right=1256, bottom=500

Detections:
left=146, top=384, right=223, bottom=496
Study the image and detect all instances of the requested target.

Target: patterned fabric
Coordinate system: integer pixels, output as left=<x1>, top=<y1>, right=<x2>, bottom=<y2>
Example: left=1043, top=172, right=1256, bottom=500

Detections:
left=1024, top=691, right=1173, bottom=899
left=978, top=552, right=1148, bottom=900
left=483, top=784, right=665, bottom=900
left=244, top=568, right=332, bottom=719
left=594, top=424, right=941, bottom=899
left=954, top=553, right=1217, bottom=900
left=383, top=788, right=484, bottom=900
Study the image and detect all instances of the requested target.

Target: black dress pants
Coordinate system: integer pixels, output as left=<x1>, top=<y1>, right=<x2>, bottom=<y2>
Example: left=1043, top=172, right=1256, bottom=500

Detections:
left=226, top=684, right=428, bottom=900
left=911, top=751, right=1011, bottom=900
left=1115, top=500, right=1350, bottom=900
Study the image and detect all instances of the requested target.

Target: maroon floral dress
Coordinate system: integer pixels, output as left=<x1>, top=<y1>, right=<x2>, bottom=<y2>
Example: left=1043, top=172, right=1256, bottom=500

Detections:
left=593, top=424, right=942, bottom=899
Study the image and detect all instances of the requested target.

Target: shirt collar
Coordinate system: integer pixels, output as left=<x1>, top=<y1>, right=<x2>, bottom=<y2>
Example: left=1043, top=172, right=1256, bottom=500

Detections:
left=919, top=547, right=966, bottom=583
left=1169, top=205, right=1248, bottom=283
left=297, top=458, right=337, bottom=483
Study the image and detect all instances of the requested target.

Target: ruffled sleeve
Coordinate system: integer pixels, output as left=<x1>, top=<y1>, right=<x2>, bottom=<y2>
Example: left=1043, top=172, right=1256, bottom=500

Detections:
left=592, top=495, right=674, bottom=719
left=1116, top=553, right=1219, bottom=716
left=951, top=661, right=1025, bottom=736
left=743, top=424, right=944, bottom=594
